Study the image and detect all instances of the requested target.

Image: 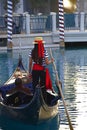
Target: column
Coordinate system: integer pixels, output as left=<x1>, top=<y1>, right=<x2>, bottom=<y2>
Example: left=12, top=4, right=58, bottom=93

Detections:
left=25, top=13, right=30, bottom=34
left=80, top=12, right=85, bottom=31
left=75, top=12, right=79, bottom=29
left=50, top=12, right=56, bottom=32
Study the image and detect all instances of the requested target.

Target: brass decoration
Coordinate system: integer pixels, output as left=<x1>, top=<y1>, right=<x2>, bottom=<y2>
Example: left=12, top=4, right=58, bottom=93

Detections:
left=63, top=0, right=77, bottom=13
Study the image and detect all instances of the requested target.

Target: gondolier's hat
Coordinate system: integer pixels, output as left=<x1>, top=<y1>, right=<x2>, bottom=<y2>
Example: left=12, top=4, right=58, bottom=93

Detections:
left=33, top=37, right=45, bottom=44
left=33, top=37, right=45, bottom=58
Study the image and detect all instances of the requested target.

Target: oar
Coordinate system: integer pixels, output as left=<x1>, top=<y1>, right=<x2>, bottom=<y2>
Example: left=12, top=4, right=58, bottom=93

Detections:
left=50, top=48, right=74, bottom=130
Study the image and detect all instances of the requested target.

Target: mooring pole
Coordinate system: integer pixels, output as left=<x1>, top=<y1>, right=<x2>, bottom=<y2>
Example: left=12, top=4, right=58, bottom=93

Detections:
left=7, top=0, right=13, bottom=51
left=58, top=0, right=65, bottom=47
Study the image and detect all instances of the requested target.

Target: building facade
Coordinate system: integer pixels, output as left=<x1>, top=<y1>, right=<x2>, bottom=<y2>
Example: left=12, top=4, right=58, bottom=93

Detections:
left=0, top=0, right=87, bottom=16
left=0, top=0, right=25, bottom=16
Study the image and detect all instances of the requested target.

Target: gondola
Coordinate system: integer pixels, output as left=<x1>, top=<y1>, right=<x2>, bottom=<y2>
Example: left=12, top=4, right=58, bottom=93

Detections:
left=0, top=55, right=60, bottom=124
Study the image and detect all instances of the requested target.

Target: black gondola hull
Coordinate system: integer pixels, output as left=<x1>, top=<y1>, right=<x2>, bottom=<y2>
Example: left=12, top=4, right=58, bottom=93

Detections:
left=0, top=56, right=59, bottom=124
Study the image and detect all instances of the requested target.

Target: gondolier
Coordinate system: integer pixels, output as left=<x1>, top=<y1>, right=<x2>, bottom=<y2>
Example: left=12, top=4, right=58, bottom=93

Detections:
left=28, top=37, right=54, bottom=92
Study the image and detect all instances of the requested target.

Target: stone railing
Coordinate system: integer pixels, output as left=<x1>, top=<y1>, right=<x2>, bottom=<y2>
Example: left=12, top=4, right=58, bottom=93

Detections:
left=0, top=12, right=86, bottom=35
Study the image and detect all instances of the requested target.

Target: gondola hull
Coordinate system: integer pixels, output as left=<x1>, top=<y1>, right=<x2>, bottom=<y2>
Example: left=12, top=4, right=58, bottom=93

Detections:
left=0, top=88, right=59, bottom=124
left=0, top=56, right=59, bottom=124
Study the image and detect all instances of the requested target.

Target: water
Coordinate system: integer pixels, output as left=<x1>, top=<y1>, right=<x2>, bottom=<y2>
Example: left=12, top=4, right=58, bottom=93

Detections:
left=0, top=47, right=87, bottom=130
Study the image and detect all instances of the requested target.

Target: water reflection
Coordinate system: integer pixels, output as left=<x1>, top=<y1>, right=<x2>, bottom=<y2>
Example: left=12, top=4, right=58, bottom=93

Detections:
left=7, top=52, right=14, bottom=77
left=57, top=48, right=87, bottom=130
left=0, top=114, right=59, bottom=130
left=1, top=48, right=87, bottom=130
left=0, top=52, right=9, bottom=85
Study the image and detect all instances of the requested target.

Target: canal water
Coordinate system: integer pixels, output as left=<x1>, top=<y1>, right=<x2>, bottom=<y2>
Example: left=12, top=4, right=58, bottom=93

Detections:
left=0, top=47, right=87, bottom=130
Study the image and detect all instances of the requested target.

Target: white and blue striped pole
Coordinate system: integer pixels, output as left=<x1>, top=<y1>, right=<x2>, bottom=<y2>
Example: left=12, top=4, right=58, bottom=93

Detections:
left=58, top=0, right=65, bottom=47
left=7, top=0, right=13, bottom=51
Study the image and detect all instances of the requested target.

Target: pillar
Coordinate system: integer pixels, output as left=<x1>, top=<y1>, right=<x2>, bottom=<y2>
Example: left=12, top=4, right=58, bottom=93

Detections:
left=50, top=12, right=56, bottom=32
left=25, top=13, right=30, bottom=34
left=80, top=12, right=85, bottom=31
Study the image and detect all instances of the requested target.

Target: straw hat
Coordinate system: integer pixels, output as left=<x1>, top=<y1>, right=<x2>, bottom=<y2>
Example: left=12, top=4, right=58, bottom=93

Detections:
left=33, top=37, right=45, bottom=44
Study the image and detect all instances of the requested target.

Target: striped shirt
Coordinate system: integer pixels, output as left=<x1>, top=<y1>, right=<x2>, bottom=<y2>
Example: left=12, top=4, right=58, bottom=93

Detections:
left=29, top=49, right=49, bottom=67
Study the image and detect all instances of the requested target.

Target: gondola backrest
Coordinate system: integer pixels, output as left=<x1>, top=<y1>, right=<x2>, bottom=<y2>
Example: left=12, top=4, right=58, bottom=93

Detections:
left=0, top=82, right=33, bottom=98
left=0, top=83, right=15, bottom=98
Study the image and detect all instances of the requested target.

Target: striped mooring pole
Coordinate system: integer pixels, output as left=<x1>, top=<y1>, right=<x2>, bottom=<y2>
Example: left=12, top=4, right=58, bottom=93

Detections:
left=7, top=0, right=13, bottom=51
left=58, top=0, right=65, bottom=47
